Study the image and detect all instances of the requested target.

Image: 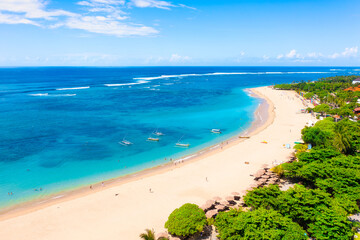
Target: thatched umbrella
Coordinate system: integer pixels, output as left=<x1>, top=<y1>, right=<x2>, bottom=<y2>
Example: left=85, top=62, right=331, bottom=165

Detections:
left=254, top=169, right=265, bottom=178
left=213, top=196, right=222, bottom=201
left=267, top=179, right=276, bottom=185
left=231, top=192, right=241, bottom=200
left=218, top=200, right=227, bottom=205
left=262, top=164, right=269, bottom=169
left=201, top=202, right=214, bottom=211
left=215, top=204, right=227, bottom=211
left=205, top=209, right=218, bottom=219
left=206, top=199, right=216, bottom=205
left=156, top=232, right=169, bottom=239
left=261, top=175, right=270, bottom=179
left=225, top=196, right=235, bottom=201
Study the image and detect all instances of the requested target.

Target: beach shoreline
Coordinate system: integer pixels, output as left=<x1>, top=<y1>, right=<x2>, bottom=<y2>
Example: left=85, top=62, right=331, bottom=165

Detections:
left=0, top=87, right=273, bottom=220
left=0, top=86, right=314, bottom=240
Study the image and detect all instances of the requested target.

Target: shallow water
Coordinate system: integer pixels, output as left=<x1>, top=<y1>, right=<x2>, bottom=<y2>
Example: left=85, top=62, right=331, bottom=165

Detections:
left=0, top=66, right=356, bottom=208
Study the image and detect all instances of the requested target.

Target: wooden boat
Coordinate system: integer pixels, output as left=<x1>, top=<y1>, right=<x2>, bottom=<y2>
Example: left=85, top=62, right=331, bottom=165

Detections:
left=211, top=129, right=222, bottom=134
left=148, top=137, right=159, bottom=141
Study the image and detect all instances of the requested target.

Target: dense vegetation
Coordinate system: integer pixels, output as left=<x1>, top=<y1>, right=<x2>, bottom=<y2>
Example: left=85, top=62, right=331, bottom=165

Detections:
left=214, top=118, right=360, bottom=240
left=275, top=75, right=360, bottom=117
left=144, top=76, right=360, bottom=240
left=164, top=203, right=207, bottom=238
left=215, top=208, right=307, bottom=240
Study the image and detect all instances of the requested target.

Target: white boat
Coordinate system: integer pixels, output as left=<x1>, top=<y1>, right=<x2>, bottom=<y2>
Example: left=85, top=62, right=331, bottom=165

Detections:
left=153, top=129, right=164, bottom=136
left=148, top=137, right=159, bottom=141
left=211, top=129, right=222, bottom=134
left=176, top=142, right=190, bottom=147
left=119, top=137, right=133, bottom=146
left=175, top=135, right=190, bottom=147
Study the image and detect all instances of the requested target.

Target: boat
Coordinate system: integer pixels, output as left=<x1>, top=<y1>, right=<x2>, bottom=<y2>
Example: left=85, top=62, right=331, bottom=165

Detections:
left=153, top=129, right=165, bottom=136
left=119, top=137, right=133, bottom=146
left=211, top=129, right=222, bottom=134
left=176, top=142, right=190, bottom=147
left=148, top=137, right=159, bottom=141
left=175, top=135, right=190, bottom=147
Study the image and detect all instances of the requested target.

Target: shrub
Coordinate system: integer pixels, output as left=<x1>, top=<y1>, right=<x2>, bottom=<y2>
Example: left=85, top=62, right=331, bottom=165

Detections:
left=164, top=203, right=206, bottom=238
left=214, top=208, right=307, bottom=240
left=243, top=184, right=282, bottom=209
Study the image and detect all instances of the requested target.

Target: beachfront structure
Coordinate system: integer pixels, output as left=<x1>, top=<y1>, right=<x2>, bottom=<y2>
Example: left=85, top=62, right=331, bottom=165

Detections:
left=354, top=107, right=360, bottom=115
left=352, top=78, right=360, bottom=85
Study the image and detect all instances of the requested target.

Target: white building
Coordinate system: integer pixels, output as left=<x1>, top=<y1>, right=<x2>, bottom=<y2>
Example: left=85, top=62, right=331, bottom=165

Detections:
left=352, top=78, right=360, bottom=84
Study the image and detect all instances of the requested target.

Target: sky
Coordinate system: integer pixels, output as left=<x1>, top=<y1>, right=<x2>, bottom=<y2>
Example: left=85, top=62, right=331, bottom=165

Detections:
left=0, top=0, right=359, bottom=66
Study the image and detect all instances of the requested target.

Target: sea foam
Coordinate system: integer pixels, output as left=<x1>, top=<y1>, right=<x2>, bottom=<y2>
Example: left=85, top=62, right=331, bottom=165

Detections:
left=134, top=72, right=332, bottom=80
left=56, top=86, right=90, bottom=91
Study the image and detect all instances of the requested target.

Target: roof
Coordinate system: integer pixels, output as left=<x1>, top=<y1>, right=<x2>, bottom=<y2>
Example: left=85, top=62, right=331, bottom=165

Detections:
left=333, top=115, right=341, bottom=119
left=344, top=86, right=360, bottom=92
left=354, top=107, right=360, bottom=112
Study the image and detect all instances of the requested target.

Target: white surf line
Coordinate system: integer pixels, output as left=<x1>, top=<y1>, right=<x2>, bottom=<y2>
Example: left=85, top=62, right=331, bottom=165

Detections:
left=56, top=86, right=90, bottom=91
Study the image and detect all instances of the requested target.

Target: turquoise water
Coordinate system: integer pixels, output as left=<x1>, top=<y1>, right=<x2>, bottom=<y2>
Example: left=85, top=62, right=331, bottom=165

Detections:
left=0, top=67, right=356, bottom=208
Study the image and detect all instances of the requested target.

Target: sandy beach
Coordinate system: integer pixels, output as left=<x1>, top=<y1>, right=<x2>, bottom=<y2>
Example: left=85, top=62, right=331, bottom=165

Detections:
left=0, top=86, right=314, bottom=240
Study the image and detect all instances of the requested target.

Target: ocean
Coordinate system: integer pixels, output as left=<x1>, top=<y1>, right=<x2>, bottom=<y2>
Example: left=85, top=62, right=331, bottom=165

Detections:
left=0, top=66, right=356, bottom=208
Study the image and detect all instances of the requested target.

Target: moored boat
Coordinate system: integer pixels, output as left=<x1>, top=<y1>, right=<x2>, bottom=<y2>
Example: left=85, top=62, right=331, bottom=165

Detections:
left=211, top=129, right=222, bottom=134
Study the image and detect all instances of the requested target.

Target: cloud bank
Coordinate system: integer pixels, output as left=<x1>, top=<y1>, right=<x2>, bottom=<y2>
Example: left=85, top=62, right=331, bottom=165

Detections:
left=0, top=0, right=192, bottom=37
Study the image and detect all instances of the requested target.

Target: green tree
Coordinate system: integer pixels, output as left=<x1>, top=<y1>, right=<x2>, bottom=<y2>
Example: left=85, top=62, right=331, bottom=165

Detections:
left=313, top=104, right=330, bottom=115
left=214, top=208, right=307, bottom=240
left=139, top=229, right=156, bottom=240
left=333, top=122, right=352, bottom=154
left=165, top=203, right=206, bottom=238
left=307, top=208, right=356, bottom=240
left=243, top=184, right=282, bottom=209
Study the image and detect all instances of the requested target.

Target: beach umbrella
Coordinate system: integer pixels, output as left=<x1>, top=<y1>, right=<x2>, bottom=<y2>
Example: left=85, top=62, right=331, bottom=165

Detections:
left=213, top=196, right=222, bottom=201
left=231, top=192, right=241, bottom=200
left=205, top=209, right=218, bottom=219
left=262, top=164, right=269, bottom=169
left=219, top=200, right=229, bottom=206
left=200, top=203, right=213, bottom=211
left=225, top=196, right=235, bottom=201
left=206, top=199, right=216, bottom=205
left=267, top=179, right=276, bottom=185
left=215, top=204, right=227, bottom=211
left=261, top=175, right=270, bottom=179
left=250, top=183, right=258, bottom=188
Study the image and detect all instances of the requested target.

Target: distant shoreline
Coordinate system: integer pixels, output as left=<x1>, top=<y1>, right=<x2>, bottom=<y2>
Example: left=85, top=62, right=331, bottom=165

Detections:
left=0, top=86, right=272, bottom=220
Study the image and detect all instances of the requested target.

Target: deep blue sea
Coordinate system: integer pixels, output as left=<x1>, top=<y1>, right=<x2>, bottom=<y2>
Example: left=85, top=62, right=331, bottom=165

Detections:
left=0, top=67, right=357, bottom=208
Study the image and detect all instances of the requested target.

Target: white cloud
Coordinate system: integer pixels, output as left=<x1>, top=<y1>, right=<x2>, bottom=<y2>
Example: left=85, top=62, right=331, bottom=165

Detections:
left=329, top=46, right=358, bottom=59
left=0, top=0, right=75, bottom=21
left=65, top=15, right=158, bottom=37
left=0, top=12, right=39, bottom=25
left=286, top=49, right=300, bottom=58
left=130, top=0, right=173, bottom=9
left=169, top=54, right=191, bottom=63
left=0, top=0, right=192, bottom=37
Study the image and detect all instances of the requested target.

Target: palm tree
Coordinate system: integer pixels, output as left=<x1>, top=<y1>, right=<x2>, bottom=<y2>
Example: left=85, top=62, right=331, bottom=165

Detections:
left=333, top=123, right=352, bottom=154
left=139, top=229, right=169, bottom=240
left=139, top=229, right=156, bottom=240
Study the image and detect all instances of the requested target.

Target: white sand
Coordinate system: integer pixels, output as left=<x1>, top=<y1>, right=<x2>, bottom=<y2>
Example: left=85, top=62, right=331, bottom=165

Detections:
left=0, top=87, right=314, bottom=240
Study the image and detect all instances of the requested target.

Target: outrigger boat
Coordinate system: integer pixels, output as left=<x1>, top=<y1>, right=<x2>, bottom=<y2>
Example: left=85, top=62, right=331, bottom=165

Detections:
left=175, top=135, right=190, bottom=147
left=176, top=142, right=190, bottom=147
left=119, top=137, right=133, bottom=146
left=153, top=129, right=164, bottom=136
left=148, top=137, right=159, bottom=141
left=211, top=129, right=222, bottom=134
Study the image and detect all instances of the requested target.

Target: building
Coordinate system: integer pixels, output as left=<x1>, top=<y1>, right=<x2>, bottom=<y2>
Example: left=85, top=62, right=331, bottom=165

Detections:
left=352, top=78, right=360, bottom=85
left=354, top=107, right=360, bottom=115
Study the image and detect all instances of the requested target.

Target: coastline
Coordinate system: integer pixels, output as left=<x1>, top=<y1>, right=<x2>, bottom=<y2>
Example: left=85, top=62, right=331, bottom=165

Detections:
left=0, top=87, right=272, bottom=220
left=0, top=86, right=315, bottom=240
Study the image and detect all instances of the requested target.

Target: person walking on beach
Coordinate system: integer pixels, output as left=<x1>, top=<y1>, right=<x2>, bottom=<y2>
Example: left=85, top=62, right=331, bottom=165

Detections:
left=90, top=185, right=93, bottom=190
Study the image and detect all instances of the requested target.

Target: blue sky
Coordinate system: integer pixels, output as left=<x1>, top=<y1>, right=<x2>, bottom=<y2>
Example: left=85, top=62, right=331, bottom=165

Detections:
left=0, top=0, right=359, bottom=66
